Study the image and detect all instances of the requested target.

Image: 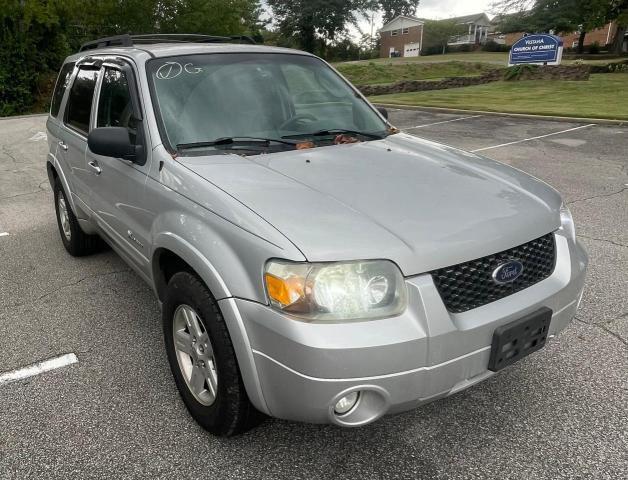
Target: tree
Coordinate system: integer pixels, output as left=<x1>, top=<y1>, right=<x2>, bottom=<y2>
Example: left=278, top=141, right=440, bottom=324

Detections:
left=157, top=0, right=263, bottom=37
left=422, top=19, right=466, bottom=55
left=608, top=0, right=628, bottom=54
left=538, top=0, right=610, bottom=53
left=378, top=0, right=420, bottom=24
left=0, top=0, right=70, bottom=115
left=69, top=0, right=262, bottom=44
left=0, top=0, right=264, bottom=115
left=492, top=0, right=615, bottom=53
left=267, top=0, right=370, bottom=53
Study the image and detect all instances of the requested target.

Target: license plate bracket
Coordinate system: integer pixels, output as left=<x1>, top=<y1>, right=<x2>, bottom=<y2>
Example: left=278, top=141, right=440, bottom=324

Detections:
left=488, top=307, right=552, bottom=372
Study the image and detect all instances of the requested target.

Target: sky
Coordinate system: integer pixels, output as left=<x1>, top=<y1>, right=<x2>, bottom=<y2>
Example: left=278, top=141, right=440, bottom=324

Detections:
left=414, top=0, right=495, bottom=20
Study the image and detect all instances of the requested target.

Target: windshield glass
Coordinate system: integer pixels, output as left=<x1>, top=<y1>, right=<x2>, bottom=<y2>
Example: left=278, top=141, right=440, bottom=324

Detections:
left=146, top=53, right=388, bottom=151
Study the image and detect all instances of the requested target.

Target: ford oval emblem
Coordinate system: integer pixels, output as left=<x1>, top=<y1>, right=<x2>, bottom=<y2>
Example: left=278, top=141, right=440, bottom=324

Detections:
left=492, top=260, right=524, bottom=284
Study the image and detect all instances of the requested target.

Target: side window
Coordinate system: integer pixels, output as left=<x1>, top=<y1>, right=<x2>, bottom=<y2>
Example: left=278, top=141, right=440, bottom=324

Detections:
left=97, top=68, right=137, bottom=142
left=50, top=62, right=75, bottom=117
left=65, top=67, right=99, bottom=135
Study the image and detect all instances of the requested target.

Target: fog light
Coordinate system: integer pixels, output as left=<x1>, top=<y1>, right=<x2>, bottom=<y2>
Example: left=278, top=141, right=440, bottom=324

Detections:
left=334, top=391, right=359, bottom=415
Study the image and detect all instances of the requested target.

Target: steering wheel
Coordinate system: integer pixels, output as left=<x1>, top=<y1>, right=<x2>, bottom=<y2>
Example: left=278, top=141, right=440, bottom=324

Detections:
left=279, top=113, right=317, bottom=131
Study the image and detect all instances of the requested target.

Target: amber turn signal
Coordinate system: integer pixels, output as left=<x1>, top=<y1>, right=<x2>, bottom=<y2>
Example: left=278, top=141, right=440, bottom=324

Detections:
left=264, top=273, right=305, bottom=307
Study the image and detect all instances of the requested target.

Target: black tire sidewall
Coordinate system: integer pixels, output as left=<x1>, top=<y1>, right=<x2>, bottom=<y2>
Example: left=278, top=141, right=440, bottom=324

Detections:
left=162, top=272, right=246, bottom=435
left=53, top=179, right=73, bottom=251
left=53, top=178, right=101, bottom=256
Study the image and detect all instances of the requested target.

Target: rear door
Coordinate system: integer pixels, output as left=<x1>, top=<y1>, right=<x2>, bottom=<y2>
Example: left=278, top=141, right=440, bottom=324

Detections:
left=85, top=61, right=153, bottom=275
left=47, top=62, right=75, bottom=156
left=59, top=65, right=100, bottom=213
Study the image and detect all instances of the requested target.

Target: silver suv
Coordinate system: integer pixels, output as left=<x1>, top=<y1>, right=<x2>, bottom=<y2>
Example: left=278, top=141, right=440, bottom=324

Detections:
left=46, top=34, right=588, bottom=436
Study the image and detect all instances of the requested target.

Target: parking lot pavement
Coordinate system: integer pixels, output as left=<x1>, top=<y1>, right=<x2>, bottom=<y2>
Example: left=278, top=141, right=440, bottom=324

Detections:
left=0, top=112, right=626, bottom=480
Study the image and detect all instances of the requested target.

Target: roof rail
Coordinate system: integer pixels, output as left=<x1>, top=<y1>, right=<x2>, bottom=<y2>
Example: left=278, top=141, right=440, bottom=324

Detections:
left=80, top=34, right=133, bottom=52
left=79, top=33, right=256, bottom=52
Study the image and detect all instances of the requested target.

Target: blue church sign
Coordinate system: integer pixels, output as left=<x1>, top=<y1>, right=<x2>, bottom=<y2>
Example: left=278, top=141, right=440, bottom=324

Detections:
left=509, top=34, right=564, bottom=66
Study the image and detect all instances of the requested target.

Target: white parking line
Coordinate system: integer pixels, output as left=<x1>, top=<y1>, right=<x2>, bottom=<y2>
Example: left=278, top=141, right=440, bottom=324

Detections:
left=0, top=353, right=78, bottom=386
left=0, top=232, right=9, bottom=237
left=471, top=124, right=596, bottom=153
left=28, top=131, right=47, bottom=142
left=403, top=115, right=483, bottom=130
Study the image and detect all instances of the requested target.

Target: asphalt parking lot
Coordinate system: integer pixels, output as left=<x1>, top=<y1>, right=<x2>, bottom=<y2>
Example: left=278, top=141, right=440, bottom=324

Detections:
left=0, top=111, right=626, bottom=479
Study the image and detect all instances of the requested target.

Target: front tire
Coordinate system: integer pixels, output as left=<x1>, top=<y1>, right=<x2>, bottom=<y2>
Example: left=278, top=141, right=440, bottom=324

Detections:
left=162, top=271, right=263, bottom=436
left=53, top=178, right=101, bottom=256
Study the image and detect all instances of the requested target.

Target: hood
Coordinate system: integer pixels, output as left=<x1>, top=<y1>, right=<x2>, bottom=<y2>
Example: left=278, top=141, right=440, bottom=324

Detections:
left=178, top=133, right=562, bottom=275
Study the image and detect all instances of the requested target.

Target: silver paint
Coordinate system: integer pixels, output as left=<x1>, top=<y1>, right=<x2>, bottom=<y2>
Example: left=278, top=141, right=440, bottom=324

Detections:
left=46, top=43, right=588, bottom=425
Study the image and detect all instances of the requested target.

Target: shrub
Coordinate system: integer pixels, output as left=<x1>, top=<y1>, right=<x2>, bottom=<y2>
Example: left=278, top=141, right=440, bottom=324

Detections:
left=590, top=60, right=628, bottom=73
left=588, top=42, right=601, bottom=54
left=421, top=45, right=445, bottom=56
left=448, top=44, right=473, bottom=53
left=482, top=40, right=510, bottom=52
left=504, top=64, right=539, bottom=81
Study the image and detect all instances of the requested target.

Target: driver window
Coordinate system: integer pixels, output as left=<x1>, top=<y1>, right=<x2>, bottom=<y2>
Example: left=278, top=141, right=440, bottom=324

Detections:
left=97, top=68, right=137, bottom=143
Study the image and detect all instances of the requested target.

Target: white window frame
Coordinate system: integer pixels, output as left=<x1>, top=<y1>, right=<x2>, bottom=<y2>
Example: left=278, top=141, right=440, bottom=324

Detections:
left=391, top=29, right=399, bottom=36
left=402, top=27, right=409, bottom=35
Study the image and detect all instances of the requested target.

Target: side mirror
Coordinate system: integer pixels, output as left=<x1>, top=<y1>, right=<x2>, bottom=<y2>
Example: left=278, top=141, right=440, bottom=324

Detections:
left=376, top=107, right=388, bottom=120
left=88, top=127, right=137, bottom=162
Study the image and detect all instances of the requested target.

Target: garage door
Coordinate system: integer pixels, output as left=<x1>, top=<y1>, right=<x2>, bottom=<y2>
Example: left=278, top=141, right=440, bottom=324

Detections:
left=404, top=42, right=421, bottom=57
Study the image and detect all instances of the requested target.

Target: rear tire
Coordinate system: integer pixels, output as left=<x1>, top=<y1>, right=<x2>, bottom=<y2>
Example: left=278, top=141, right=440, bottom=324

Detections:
left=163, top=271, right=264, bottom=436
left=53, top=178, right=101, bottom=256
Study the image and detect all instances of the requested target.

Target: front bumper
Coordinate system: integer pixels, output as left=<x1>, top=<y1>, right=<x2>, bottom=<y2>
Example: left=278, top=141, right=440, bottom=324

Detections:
left=219, top=233, right=588, bottom=426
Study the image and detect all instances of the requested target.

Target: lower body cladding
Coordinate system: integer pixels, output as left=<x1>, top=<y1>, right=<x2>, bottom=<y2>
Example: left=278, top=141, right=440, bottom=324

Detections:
left=219, top=233, right=588, bottom=427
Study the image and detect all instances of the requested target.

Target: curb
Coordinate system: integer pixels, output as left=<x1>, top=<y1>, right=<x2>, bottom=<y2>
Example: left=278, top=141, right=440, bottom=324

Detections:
left=0, top=113, right=48, bottom=121
left=373, top=103, right=628, bottom=126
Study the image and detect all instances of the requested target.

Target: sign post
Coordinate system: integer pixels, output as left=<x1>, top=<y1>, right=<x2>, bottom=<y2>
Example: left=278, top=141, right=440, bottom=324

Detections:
left=509, top=34, right=563, bottom=66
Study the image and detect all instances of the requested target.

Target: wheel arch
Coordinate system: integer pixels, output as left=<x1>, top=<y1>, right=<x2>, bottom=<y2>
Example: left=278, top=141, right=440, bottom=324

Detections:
left=47, top=155, right=79, bottom=215
left=151, top=234, right=232, bottom=303
left=46, top=159, right=58, bottom=187
left=151, top=237, right=270, bottom=415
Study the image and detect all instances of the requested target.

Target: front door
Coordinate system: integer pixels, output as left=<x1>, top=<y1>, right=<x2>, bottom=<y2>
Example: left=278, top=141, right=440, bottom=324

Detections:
left=85, top=64, right=153, bottom=276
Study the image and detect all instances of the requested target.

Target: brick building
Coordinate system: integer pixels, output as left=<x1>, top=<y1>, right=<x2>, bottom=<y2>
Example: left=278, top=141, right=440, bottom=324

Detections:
left=561, top=23, right=618, bottom=48
left=490, top=20, right=626, bottom=51
left=379, top=15, right=424, bottom=58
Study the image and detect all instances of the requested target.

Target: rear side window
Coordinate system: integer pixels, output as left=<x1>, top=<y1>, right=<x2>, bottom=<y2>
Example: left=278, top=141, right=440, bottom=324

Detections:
left=97, top=68, right=137, bottom=142
left=50, top=63, right=75, bottom=117
left=65, top=67, right=99, bottom=135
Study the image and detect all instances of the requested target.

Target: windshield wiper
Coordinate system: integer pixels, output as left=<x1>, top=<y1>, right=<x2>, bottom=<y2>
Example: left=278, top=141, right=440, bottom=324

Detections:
left=177, top=137, right=297, bottom=150
left=282, top=129, right=386, bottom=140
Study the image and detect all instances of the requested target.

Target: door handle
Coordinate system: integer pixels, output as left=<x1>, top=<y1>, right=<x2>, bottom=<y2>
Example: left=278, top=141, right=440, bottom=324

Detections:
left=88, top=160, right=102, bottom=175
left=58, top=141, right=68, bottom=151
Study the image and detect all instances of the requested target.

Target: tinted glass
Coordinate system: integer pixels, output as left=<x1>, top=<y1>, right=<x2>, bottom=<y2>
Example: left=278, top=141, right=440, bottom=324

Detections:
left=97, top=68, right=137, bottom=142
left=147, top=54, right=387, bottom=150
left=65, top=68, right=99, bottom=135
left=50, top=62, right=75, bottom=117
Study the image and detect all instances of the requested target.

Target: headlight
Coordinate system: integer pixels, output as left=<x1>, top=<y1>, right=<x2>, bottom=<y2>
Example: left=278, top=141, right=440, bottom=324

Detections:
left=559, top=203, right=576, bottom=242
left=264, top=259, right=407, bottom=321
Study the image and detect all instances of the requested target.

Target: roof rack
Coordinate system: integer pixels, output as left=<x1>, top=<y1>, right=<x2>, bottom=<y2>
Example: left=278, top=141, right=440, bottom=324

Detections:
left=79, top=33, right=256, bottom=52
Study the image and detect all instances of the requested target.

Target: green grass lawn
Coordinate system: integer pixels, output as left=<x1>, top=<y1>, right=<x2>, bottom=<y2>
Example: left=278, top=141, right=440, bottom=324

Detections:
left=338, top=51, right=626, bottom=67
left=368, top=73, right=628, bottom=120
left=336, top=61, right=496, bottom=85
left=338, top=52, right=510, bottom=66
left=336, top=61, right=497, bottom=85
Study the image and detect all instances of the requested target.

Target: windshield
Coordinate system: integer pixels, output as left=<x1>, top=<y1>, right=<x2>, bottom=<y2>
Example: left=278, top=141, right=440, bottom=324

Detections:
left=146, top=53, right=388, bottom=152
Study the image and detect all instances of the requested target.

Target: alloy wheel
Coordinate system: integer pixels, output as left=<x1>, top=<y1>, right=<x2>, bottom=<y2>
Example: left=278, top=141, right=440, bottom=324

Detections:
left=57, top=196, right=71, bottom=241
left=172, top=304, right=219, bottom=406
